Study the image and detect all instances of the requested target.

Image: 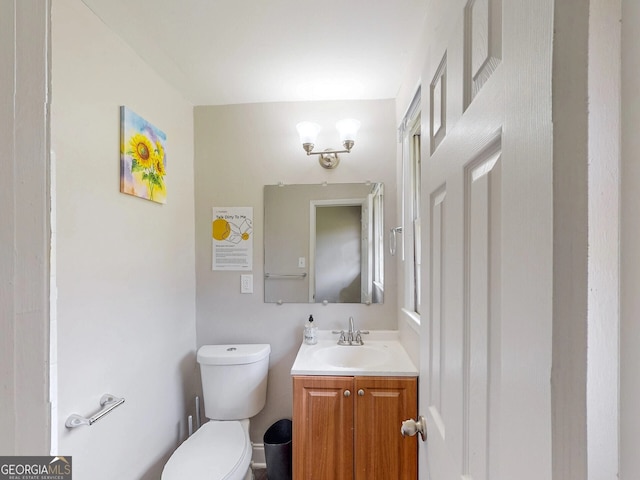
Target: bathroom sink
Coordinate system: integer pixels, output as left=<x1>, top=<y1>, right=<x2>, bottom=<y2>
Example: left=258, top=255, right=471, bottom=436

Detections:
left=290, top=330, right=418, bottom=377
left=313, top=345, right=389, bottom=368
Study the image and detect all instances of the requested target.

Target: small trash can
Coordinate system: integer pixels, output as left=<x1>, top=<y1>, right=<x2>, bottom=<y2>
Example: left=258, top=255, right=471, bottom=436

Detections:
left=263, top=418, right=292, bottom=480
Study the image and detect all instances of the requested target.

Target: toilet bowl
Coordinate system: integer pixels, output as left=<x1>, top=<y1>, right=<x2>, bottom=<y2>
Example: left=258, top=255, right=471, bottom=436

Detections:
left=161, top=344, right=270, bottom=480
left=161, top=419, right=252, bottom=480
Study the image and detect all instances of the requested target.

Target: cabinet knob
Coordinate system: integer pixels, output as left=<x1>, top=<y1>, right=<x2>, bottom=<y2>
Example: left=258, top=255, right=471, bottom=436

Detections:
left=344, top=390, right=351, bottom=397
left=358, top=389, right=365, bottom=396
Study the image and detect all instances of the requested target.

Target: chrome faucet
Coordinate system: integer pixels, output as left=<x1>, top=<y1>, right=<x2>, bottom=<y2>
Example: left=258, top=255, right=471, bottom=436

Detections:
left=348, top=316, right=355, bottom=343
left=332, top=317, right=369, bottom=346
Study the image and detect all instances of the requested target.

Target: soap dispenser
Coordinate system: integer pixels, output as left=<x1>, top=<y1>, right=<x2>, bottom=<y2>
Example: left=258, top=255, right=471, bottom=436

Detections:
left=303, top=315, right=318, bottom=345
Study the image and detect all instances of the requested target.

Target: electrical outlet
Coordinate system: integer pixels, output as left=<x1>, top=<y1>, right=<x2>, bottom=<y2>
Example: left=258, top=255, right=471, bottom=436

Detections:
left=240, top=274, right=253, bottom=294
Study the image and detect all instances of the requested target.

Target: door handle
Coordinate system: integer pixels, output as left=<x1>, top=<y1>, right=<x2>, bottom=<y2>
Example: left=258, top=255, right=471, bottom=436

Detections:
left=401, top=415, right=426, bottom=441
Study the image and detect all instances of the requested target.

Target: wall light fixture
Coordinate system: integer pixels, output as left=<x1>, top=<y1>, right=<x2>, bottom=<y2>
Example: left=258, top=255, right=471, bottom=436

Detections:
left=296, top=119, right=361, bottom=169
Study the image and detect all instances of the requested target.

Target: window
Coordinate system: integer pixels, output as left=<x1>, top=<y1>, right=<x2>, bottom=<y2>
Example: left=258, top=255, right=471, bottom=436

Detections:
left=411, top=125, right=422, bottom=314
left=400, top=90, right=422, bottom=322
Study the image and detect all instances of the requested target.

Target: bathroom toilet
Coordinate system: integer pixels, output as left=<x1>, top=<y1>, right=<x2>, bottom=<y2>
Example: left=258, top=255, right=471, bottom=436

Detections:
left=162, top=344, right=271, bottom=480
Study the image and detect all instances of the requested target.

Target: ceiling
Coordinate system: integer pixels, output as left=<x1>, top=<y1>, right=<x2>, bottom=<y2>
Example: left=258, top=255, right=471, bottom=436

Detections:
left=81, top=0, right=427, bottom=105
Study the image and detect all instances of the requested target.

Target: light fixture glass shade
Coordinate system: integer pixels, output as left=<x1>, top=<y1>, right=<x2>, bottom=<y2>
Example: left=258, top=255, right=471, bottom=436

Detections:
left=296, top=121, right=321, bottom=145
left=336, top=118, right=361, bottom=142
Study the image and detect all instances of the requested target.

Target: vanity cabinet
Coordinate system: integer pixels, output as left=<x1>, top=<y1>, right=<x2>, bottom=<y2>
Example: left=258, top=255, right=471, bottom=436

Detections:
left=292, top=375, right=418, bottom=480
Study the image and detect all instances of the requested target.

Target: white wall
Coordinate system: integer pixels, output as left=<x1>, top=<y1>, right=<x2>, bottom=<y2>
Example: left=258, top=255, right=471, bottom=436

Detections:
left=194, top=100, right=398, bottom=442
left=0, top=0, right=51, bottom=455
left=51, top=1, right=196, bottom=478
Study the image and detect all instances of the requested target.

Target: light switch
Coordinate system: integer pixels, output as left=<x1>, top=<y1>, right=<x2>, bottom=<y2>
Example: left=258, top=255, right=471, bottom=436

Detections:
left=240, top=274, right=253, bottom=294
left=298, top=257, right=306, bottom=268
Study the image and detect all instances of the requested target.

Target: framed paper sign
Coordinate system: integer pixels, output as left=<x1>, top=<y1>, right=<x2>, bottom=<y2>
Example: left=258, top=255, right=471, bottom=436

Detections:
left=212, top=207, right=253, bottom=271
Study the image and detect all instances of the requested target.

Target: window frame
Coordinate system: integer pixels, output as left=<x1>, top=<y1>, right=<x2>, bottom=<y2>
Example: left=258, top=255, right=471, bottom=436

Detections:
left=399, top=89, right=422, bottom=326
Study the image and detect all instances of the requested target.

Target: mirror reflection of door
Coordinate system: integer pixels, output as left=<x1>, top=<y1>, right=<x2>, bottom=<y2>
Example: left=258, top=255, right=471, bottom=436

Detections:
left=263, top=182, right=384, bottom=304
left=313, top=204, right=363, bottom=303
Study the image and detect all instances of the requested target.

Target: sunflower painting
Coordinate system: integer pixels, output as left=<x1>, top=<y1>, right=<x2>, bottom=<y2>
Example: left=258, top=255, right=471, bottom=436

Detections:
left=120, top=106, right=167, bottom=204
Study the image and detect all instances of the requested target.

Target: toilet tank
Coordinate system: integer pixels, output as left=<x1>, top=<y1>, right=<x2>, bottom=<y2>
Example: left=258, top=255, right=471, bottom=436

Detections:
left=197, top=344, right=270, bottom=420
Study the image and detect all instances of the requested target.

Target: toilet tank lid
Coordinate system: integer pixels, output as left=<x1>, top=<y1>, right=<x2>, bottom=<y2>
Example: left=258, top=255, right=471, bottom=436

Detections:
left=197, top=344, right=271, bottom=365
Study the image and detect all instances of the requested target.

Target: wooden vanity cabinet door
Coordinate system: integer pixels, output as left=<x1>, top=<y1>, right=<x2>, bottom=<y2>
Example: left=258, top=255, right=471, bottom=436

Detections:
left=293, top=376, right=354, bottom=480
left=354, top=376, right=418, bottom=480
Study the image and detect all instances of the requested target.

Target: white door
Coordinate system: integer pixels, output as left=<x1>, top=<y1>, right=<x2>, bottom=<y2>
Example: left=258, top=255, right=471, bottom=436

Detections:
left=419, top=1, right=554, bottom=479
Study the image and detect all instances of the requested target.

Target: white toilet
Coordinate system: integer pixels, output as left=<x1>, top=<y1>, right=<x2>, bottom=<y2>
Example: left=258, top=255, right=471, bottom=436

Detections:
left=162, top=344, right=271, bottom=480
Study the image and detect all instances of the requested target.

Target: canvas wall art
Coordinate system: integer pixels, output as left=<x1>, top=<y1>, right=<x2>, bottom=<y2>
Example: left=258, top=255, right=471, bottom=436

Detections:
left=120, top=106, right=167, bottom=204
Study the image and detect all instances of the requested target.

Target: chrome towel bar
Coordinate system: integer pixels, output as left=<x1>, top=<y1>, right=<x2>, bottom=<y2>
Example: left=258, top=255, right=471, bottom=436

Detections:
left=264, top=272, right=307, bottom=279
left=65, top=394, right=125, bottom=428
left=389, top=226, right=403, bottom=256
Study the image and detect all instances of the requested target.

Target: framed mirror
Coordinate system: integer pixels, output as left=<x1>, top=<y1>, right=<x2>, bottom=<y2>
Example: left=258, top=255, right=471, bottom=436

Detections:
left=264, top=183, right=384, bottom=304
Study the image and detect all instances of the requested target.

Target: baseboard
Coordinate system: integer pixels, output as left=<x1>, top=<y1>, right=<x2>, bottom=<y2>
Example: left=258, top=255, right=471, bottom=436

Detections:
left=251, top=442, right=266, bottom=469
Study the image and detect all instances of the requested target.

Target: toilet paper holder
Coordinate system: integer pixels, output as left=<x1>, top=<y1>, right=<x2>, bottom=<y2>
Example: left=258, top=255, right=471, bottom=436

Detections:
left=65, top=393, right=125, bottom=428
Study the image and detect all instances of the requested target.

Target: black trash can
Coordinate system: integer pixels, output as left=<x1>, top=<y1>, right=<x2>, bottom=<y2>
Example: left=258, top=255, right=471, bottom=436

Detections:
left=263, top=419, right=292, bottom=480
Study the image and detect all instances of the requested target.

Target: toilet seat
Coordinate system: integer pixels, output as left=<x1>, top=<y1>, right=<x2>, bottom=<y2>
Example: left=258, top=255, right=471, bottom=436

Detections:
left=161, top=420, right=251, bottom=480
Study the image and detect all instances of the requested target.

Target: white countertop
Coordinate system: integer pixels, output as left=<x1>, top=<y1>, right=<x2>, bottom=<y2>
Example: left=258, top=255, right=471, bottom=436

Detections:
left=290, top=330, right=418, bottom=377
